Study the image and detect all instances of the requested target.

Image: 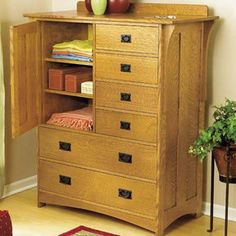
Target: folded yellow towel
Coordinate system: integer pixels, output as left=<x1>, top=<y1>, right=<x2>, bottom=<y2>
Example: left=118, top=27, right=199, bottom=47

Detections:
left=53, top=40, right=93, bottom=53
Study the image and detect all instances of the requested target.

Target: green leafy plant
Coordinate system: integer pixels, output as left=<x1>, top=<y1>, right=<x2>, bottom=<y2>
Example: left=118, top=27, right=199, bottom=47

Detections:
left=189, top=99, right=236, bottom=160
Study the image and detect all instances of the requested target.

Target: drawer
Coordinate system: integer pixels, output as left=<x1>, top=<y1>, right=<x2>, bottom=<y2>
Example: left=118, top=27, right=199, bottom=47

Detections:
left=95, top=53, right=158, bottom=84
left=96, top=24, right=159, bottom=54
left=96, top=81, right=158, bottom=113
left=39, top=127, right=157, bottom=180
left=39, top=160, right=156, bottom=216
left=96, top=109, right=157, bottom=143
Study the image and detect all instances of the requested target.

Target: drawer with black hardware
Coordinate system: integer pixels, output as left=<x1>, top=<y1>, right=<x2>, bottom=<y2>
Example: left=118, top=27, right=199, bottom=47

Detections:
left=39, top=159, right=156, bottom=216
left=39, top=126, right=157, bottom=180
left=95, top=53, right=158, bottom=84
left=95, top=109, right=157, bottom=143
left=95, top=24, right=159, bottom=54
left=96, top=81, right=158, bottom=113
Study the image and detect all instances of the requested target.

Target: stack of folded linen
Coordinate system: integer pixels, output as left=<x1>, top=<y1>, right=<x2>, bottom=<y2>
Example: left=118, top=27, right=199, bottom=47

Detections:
left=52, top=40, right=93, bottom=62
left=46, top=107, right=93, bottom=131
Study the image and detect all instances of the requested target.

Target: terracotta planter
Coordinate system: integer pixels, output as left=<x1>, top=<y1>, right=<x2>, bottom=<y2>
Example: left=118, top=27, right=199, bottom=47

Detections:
left=213, top=145, right=236, bottom=183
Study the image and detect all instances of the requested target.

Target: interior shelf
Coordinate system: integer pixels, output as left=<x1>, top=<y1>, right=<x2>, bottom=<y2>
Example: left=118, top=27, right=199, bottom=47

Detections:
left=45, top=57, right=93, bottom=67
left=44, top=89, right=93, bottom=99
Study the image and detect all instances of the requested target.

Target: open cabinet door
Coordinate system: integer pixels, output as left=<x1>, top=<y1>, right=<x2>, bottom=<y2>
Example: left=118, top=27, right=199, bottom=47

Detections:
left=10, top=22, right=41, bottom=138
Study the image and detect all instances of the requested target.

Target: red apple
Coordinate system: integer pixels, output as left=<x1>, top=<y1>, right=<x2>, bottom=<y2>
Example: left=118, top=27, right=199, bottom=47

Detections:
left=85, top=0, right=93, bottom=12
left=107, top=0, right=130, bottom=14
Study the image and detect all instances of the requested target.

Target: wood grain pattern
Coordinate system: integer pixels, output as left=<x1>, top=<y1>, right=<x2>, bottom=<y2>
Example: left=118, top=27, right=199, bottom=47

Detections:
left=44, top=89, right=93, bottom=99
left=162, top=28, right=180, bottom=211
left=39, top=126, right=157, bottom=181
left=96, top=24, right=159, bottom=54
left=129, top=2, right=209, bottom=16
left=39, top=189, right=158, bottom=232
left=10, top=22, right=41, bottom=137
left=10, top=3, right=218, bottom=235
left=176, top=23, right=201, bottom=201
left=96, top=81, right=158, bottom=113
left=157, top=22, right=213, bottom=232
left=96, top=108, right=157, bottom=143
left=39, top=160, right=157, bottom=216
left=95, top=53, right=158, bottom=84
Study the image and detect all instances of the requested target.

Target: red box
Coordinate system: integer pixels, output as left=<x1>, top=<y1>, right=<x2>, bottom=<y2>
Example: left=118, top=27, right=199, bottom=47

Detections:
left=48, top=67, right=81, bottom=90
left=65, top=68, right=92, bottom=93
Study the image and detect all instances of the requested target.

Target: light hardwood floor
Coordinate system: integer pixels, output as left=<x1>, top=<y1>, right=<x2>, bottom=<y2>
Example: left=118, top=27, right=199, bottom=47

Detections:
left=0, top=188, right=235, bottom=236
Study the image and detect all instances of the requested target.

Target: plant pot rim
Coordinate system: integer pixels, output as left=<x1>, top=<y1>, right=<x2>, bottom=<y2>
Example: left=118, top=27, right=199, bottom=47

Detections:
left=214, top=144, right=236, bottom=151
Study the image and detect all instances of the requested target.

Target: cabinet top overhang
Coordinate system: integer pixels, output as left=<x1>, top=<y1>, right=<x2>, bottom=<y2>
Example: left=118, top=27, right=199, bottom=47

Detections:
left=24, top=2, right=218, bottom=25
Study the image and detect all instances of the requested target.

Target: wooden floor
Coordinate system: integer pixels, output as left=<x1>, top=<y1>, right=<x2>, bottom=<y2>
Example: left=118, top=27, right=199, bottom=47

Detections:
left=0, top=188, right=235, bottom=236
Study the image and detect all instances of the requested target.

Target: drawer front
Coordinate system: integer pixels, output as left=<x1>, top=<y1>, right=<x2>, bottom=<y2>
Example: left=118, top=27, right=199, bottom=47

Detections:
left=96, top=24, right=159, bottom=54
left=96, top=109, right=157, bottom=143
left=96, top=81, right=158, bottom=113
left=39, top=127, right=157, bottom=180
left=39, top=160, right=156, bottom=216
left=95, top=53, right=158, bottom=84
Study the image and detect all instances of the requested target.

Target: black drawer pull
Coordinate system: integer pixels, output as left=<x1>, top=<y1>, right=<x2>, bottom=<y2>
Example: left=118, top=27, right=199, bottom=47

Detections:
left=120, top=64, right=131, bottom=73
left=118, top=188, right=132, bottom=199
left=59, top=175, right=71, bottom=185
left=121, top=34, right=131, bottom=43
left=120, top=93, right=131, bottom=102
left=119, top=152, right=132, bottom=164
left=59, top=141, right=71, bottom=152
left=120, top=121, right=131, bottom=130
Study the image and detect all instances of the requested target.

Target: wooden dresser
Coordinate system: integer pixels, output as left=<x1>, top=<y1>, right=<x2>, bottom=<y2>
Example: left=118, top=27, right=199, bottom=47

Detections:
left=10, top=2, right=218, bottom=235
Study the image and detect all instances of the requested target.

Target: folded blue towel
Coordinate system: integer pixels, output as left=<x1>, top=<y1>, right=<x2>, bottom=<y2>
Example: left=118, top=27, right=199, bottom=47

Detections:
left=52, top=54, right=93, bottom=62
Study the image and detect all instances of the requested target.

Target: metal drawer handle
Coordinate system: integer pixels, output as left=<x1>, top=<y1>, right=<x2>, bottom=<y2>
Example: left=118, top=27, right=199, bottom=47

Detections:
left=118, top=188, right=132, bottom=199
left=59, top=175, right=71, bottom=185
left=119, top=152, right=132, bottom=164
left=120, top=64, right=131, bottom=73
left=120, top=92, right=131, bottom=102
left=120, top=121, right=131, bottom=130
left=59, top=141, right=71, bottom=152
left=121, top=34, right=131, bottom=43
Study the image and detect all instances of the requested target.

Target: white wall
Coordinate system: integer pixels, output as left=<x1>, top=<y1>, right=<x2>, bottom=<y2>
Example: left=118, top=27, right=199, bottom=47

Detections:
left=52, top=0, right=77, bottom=11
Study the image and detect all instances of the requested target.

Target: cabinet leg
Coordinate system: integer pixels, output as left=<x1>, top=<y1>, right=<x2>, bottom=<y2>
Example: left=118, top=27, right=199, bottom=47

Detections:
left=194, top=211, right=203, bottom=218
left=38, top=202, right=46, bottom=208
left=155, top=226, right=164, bottom=236
left=207, top=153, right=215, bottom=232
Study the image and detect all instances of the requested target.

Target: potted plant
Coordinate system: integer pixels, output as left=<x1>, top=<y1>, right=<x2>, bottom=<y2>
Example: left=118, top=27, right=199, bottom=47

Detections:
left=189, top=99, right=236, bottom=183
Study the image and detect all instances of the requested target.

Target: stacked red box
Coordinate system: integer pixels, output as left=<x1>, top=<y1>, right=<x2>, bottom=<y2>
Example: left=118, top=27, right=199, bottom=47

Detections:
left=65, top=67, right=92, bottom=93
left=48, top=67, right=81, bottom=90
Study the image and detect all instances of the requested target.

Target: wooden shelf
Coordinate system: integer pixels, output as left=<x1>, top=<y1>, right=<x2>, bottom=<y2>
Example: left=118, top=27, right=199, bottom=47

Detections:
left=45, top=57, right=93, bottom=66
left=44, top=89, right=93, bottom=99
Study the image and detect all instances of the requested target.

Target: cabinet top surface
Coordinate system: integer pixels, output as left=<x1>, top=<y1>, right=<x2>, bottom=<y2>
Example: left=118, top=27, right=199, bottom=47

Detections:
left=24, top=10, right=217, bottom=25
left=24, top=3, right=218, bottom=25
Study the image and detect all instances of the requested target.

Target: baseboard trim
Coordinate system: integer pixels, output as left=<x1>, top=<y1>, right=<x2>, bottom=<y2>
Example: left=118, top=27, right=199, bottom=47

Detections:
left=3, top=175, right=37, bottom=198
left=203, top=202, right=236, bottom=221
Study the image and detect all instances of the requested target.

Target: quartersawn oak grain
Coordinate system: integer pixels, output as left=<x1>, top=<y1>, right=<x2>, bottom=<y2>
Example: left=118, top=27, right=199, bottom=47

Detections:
left=10, top=2, right=218, bottom=236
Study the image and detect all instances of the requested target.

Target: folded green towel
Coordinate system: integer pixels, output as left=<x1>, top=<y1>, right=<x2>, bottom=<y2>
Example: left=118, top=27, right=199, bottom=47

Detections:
left=53, top=40, right=93, bottom=53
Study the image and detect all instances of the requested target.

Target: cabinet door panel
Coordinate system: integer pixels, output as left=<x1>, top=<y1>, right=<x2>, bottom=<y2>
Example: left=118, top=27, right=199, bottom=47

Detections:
left=11, top=22, right=41, bottom=137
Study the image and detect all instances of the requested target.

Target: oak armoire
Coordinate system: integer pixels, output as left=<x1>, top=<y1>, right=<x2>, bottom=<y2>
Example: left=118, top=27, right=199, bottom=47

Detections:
left=11, top=2, right=218, bottom=235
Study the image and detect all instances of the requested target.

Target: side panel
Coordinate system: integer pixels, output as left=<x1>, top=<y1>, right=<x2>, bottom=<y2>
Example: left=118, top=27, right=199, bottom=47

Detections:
left=10, top=21, right=41, bottom=137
